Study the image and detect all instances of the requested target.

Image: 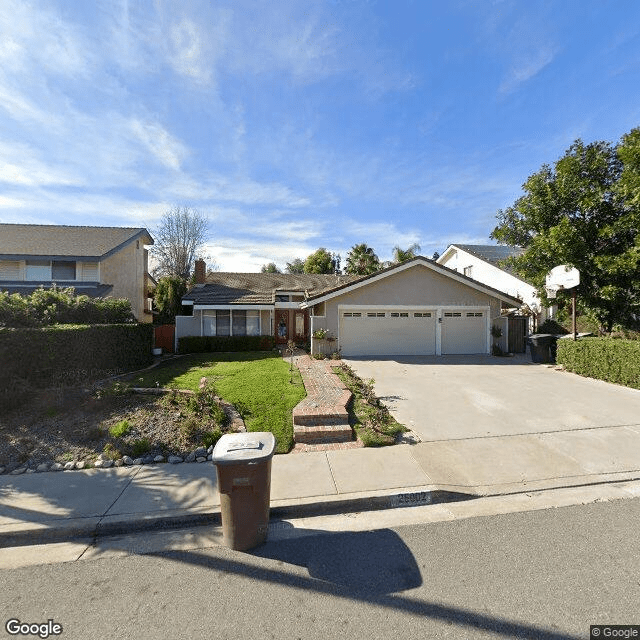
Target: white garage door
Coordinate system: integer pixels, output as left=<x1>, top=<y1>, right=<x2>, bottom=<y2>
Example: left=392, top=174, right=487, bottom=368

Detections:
left=340, top=310, right=436, bottom=356
left=441, top=310, right=487, bottom=354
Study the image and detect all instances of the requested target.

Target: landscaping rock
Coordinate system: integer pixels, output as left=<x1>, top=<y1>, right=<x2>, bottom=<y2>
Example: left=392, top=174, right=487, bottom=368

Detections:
left=64, top=462, right=76, bottom=471
left=50, top=463, right=64, bottom=472
left=114, top=459, right=124, bottom=467
left=26, top=469, right=36, bottom=474
left=76, top=461, right=86, bottom=469
left=185, top=452, right=196, bottom=463
left=132, top=458, right=143, bottom=465
left=196, top=456, right=207, bottom=463
left=97, top=453, right=109, bottom=462
left=153, top=455, right=165, bottom=463
left=168, top=456, right=183, bottom=464
left=10, top=467, right=25, bottom=475
left=0, top=466, right=5, bottom=474
left=36, top=463, right=50, bottom=473
left=142, top=455, right=155, bottom=464
left=195, top=447, right=207, bottom=458
left=95, top=459, right=114, bottom=469
left=207, top=445, right=214, bottom=454
left=207, top=454, right=213, bottom=461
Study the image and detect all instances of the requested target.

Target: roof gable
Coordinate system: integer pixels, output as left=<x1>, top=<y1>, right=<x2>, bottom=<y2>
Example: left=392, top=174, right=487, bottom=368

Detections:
left=302, top=257, right=522, bottom=306
left=442, top=244, right=525, bottom=277
left=0, top=224, right=154, bottom=259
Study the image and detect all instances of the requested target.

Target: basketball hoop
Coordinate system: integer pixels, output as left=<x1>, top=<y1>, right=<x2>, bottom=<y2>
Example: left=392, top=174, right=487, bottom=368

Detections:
left=545, top=285, right=559, bottom=299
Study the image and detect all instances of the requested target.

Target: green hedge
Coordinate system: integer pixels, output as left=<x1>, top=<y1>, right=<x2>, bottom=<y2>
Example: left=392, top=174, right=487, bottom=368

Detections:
left=556, top=337, right=640, bottom=389
left=0, top=324, right=154, bottom=389
left=178, top=335, right=275, bottom=354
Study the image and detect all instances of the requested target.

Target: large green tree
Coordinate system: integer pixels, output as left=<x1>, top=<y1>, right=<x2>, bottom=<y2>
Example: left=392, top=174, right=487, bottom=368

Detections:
left=491, top=133, right=640, bottom=333
left=345, top=243, right=381, bottom=275
left=285, top=258, right=305, bottom=274
left=304, top=248, right=340, bottom=274
left=153, top=276, right=189, bottom=324
left=261, top=262, right=281, bottom=273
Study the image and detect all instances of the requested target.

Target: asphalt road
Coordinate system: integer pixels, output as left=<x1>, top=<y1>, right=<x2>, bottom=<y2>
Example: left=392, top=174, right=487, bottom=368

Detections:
left=1, top=498, right=638, bottom=640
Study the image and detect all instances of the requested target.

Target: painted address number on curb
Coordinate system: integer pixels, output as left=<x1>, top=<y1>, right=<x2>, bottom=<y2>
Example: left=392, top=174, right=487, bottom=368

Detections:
left=389, top=491, right=432, bottom=508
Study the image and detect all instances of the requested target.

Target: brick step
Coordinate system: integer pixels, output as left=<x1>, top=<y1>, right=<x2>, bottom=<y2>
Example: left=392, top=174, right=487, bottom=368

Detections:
left=293, top=411, right=349, bottom=427
left=294, top=423, right=353, bottom=444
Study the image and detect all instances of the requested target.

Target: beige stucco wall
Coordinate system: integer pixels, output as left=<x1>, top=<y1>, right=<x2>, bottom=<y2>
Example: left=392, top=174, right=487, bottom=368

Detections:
left=101, top=239, right=152, bottom=322
left=321, top=264, right=502, bottom=337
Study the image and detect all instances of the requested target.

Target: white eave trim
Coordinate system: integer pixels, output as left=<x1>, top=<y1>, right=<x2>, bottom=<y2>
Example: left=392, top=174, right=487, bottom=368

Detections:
left=301, top=258, right=521, bottom=307
left=193, top=304, right=273, bottom=311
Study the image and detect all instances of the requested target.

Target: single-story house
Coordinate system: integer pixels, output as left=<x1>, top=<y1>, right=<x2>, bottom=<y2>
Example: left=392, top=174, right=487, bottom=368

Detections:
left=436, top=244, right=553, bottom=329
left=0, top=224, right=155, bottom=322
left=178, top=257, right=522, bottom=356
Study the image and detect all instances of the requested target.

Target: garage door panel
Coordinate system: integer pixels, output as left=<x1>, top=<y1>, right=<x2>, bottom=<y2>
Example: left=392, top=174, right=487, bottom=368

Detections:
left=441, top=311, right=487, bottom=355
left=340, top=310, right=436, bottom=356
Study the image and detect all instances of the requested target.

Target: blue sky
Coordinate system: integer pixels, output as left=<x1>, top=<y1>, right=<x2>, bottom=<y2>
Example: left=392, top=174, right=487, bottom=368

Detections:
left=1, top=0, right=639, bottom=271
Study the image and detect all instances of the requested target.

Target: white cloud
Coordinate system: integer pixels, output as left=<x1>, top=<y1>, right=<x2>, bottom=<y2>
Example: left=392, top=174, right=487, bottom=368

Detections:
left=499, top=45, right=557, bottom=95
left=129, top=118, right=187, bottom=171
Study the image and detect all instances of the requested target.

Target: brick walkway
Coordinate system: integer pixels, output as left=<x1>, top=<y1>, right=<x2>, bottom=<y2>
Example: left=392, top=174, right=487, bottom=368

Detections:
left=286, top=353, right=363, bottom=449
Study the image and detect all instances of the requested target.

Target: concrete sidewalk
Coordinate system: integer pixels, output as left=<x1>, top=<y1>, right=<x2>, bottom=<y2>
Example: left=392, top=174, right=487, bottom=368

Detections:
left=2, top=424, right=640, bottom=550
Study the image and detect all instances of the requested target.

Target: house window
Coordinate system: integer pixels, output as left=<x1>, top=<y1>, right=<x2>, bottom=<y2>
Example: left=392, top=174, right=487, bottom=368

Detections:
left=367, top=312, right=386, bottom=318
left=232, top=310, right=246, bottom=335
left=343, top=312, right=361, bottom=318
left=216, top=310, right=230, bottom=336
left=467, top=312, right=483, bottom=317
left=444, top=312, right=462, bottom=317
left=391, top=312, right=409, bottom=318
left=52, top=261, right=76, bottom=280
left=203, top=312, right=216, bottom=336
left=81, top=262, right=99, bottom=281
left=463, top=266, right=473, bottom=277
left=25, top=260, right=50, bottom=280
left=275, top=294, right=289, bottom=302
left=414, top=312, right=432, bottom=318
left=246, top=310, right=260, bottom=336
left=0, top=260, right=20, bottom=280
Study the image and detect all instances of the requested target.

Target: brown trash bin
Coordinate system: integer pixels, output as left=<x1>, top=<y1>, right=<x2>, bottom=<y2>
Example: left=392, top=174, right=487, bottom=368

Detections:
left=212, top=432, right=276, bottom=551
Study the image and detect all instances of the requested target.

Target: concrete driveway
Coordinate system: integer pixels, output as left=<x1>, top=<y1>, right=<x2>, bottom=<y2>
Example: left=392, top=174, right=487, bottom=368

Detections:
left=343, top=354, right=640, bottom=442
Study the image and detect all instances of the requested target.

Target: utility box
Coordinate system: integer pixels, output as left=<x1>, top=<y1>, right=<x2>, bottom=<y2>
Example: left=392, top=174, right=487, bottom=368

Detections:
left=212, top=432, right=276, bottom=551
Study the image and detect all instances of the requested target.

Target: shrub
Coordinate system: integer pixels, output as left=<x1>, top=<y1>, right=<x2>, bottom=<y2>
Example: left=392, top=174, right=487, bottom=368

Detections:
left=556, top=337, right=640, bottom=389
left=178, top=335, right=275, bottom=353
left=537, top=319, right=569, bottom=335
left=0, top=286, right=134, bottom=327
left=0, top=324, right=153, bottom=389
left=109, top=419, right=131, bottom=438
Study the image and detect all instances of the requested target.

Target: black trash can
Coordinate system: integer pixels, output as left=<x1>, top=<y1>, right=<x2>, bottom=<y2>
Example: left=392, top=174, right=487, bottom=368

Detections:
left=212, top=432, right=276, bottom=551
left=529, top=334, right=559, bottom=364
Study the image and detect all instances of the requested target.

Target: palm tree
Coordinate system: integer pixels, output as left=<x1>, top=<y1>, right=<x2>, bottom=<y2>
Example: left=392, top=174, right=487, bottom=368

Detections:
left=345, top=243, right=381, bottom=275
left=392, top=242, right=421, bottom=263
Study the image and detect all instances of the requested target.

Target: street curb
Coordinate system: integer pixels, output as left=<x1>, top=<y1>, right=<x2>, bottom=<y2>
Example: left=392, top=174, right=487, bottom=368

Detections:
left=0, top=486, right=473, bottom=549
left=2, top=476, right=639, bottom=550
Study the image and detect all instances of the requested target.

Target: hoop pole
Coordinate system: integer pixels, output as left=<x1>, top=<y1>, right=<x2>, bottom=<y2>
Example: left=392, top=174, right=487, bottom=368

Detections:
left=572, top=289, right=577, bottom=340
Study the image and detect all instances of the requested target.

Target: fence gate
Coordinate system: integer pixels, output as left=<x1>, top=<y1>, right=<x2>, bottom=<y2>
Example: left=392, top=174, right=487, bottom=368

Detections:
left=507, top=316, right=528, bottom=353
left=154, top=324, right=175, bottom=353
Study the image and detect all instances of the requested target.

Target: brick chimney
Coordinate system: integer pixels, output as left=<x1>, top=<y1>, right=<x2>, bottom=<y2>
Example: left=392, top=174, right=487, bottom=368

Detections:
left=194, top=258, right=207, bottom=284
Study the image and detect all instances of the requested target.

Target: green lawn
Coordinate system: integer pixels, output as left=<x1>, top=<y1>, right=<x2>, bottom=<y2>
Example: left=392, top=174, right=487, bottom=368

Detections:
left=134, top=352, right=305, bottom=453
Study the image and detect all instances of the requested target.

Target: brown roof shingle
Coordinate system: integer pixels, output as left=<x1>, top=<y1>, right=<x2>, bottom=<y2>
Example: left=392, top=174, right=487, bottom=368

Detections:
left=184, top=272, right=359, bottom=305
left=0, top=224, right=153, bottom=258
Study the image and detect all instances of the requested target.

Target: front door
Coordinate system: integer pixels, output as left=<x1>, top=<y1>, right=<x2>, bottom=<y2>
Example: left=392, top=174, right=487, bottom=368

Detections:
left=276, top=311, right=289, bottom=344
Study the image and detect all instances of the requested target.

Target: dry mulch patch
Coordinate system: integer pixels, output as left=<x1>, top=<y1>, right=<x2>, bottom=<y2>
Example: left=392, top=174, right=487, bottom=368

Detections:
left=0, top=384, right=238, bottom=472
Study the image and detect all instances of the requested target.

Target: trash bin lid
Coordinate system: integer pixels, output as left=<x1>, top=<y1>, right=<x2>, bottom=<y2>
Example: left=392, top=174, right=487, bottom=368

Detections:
left=212, top=432, right=276, bottom=465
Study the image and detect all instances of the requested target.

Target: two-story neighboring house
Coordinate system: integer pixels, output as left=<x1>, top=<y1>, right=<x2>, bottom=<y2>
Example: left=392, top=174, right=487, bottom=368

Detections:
left=436, top=244, right=552, bottom=330
left=0, top=224, right=155, bottom=323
